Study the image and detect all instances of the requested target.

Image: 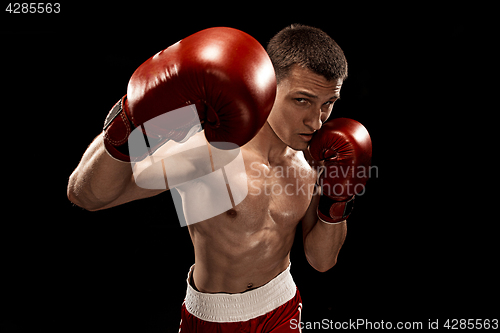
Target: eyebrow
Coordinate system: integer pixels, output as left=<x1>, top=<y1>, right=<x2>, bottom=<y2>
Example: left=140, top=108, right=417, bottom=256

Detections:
left=294, top=90, right=340, bottom=100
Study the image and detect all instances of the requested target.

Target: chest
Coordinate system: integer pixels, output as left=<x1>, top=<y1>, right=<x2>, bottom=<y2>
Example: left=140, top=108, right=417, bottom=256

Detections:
left=176, top=150, right=317, bottom=229
left=240, top=158, right=316, bottom=226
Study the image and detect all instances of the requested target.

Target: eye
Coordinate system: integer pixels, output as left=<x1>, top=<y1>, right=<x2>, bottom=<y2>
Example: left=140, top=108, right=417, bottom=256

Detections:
left=322, top=100, right=338, bottom=111
left=294, top=98, right=309, bottom=105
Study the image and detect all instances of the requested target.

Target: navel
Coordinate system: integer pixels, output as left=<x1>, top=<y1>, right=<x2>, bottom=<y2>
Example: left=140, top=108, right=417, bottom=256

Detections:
left=247, top=283, right=253, bottom=289
left=226, top=209, right=237, bottom=218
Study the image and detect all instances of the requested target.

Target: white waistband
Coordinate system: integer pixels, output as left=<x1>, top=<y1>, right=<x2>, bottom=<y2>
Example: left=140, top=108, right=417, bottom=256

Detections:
left=184, top=263, right=296, bottom=323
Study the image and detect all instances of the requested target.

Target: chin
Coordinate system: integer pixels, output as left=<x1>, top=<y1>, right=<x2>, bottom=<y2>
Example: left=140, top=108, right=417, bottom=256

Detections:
left=287, top=140, right=308, bottom=151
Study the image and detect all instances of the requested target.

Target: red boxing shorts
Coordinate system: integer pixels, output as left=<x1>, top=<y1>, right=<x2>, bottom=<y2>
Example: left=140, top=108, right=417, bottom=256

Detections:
left=179, top=263, right=302, bottom=332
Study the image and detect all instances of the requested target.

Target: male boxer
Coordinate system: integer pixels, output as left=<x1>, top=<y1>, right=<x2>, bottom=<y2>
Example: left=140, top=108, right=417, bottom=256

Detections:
left=67, top=25, right=371, bottom=332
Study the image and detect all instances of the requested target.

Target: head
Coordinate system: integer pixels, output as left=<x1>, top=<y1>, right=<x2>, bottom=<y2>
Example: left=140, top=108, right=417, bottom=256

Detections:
left=266, top=24, right=348, bottom=150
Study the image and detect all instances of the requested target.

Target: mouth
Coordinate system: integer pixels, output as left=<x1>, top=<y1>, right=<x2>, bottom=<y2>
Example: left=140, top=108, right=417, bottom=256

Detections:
left=298, top=133, right=314, bottom=142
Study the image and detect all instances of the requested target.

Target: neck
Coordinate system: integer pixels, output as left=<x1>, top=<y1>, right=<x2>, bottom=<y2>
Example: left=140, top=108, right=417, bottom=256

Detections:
left=245, top=122, right=290, bottom=165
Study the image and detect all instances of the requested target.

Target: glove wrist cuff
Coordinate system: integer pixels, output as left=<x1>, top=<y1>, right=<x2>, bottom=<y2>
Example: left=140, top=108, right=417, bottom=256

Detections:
left=317, top=195, right=355, bottom=224
left=103, top=96, right=134, bottom=162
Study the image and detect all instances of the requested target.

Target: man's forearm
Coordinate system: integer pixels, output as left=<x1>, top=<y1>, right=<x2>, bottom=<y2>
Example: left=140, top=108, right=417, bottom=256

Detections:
left=67, top=133, right=134, bottom=211
left=303, top=219, right=347, bottom=272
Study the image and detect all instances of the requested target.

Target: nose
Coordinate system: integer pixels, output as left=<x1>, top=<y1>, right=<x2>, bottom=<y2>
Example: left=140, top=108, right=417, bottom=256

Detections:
left=304, top=108, right=323, bottom=131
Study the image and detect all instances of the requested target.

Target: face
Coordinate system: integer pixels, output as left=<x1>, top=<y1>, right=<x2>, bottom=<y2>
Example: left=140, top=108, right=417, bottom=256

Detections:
left=267, top=66, right=343, bottom=151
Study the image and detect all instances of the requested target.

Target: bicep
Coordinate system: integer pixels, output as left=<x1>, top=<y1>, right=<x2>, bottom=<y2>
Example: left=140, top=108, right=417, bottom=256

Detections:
left=132, top=145, right=211, bottom=191
left=131, top=130, right=214, bottom=192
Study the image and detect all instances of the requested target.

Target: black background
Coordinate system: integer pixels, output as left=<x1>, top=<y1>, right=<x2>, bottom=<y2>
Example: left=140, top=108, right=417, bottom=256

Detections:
left=1, top=3, right=496, bottom=332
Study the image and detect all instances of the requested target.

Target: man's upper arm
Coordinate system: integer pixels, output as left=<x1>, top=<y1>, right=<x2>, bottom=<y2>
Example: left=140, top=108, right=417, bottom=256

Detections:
left=96, top=178, right=166, bottom=210
left=131, top=130, right=213, bottom=191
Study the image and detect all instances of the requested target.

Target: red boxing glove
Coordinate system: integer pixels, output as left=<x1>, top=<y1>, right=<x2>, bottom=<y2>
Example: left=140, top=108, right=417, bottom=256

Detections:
left=309, top=118, right=372, bottom=224
left=103, top=27, right=276, bottom=162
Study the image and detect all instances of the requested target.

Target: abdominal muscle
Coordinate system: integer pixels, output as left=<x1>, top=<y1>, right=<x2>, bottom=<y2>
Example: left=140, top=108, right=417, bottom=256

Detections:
left=179, top=173, right=302, bottom=294
left=188, top=209, right=296, bottom=294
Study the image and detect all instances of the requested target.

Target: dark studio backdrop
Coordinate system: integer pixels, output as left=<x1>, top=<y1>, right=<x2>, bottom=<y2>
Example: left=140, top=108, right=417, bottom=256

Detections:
left=2, top=3, right=497, bottom=332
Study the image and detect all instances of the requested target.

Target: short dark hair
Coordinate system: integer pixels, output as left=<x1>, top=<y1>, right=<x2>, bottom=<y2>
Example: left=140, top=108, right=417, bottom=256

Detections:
left=266, top=24, right=348, bottom=84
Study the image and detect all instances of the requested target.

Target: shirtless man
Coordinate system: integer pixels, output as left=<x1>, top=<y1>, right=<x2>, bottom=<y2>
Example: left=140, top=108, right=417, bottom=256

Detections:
left=67, top=25, right=371, bottom=332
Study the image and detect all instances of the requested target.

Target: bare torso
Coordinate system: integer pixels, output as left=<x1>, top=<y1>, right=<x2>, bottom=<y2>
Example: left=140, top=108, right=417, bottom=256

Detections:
left=177, top=144, right=317, bottom=293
